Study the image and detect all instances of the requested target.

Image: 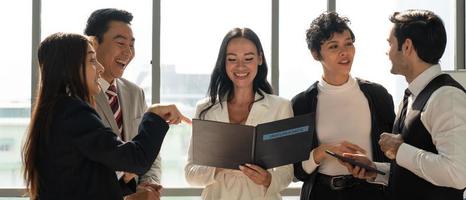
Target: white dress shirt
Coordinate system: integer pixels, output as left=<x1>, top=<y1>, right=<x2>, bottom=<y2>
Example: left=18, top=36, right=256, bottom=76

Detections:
left=374, top=64, right=466, bottom=190
left=98, top=78, right=117, bottom=100
left=185, top=92, right=294, bottom=200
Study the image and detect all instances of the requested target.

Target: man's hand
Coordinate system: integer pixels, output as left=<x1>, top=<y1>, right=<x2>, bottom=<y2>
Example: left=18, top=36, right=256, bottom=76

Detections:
left=138, top=182, right=163, bottom=193
left=122, top=172, right=137, bottom=183
left=147, top=104, right=192, bottom=125
left=124, top=184, right=160, bottom=200
left=341, top=153, right=377, bottom=181
left=313, top=141, right=366, bottom=164
left=239, top=164, right=271, bottom=188
left=379, top=132, right=404, bottom=159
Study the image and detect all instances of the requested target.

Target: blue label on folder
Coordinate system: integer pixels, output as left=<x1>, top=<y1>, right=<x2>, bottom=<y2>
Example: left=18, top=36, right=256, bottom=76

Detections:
left=262, top=126, right=310, bottom=141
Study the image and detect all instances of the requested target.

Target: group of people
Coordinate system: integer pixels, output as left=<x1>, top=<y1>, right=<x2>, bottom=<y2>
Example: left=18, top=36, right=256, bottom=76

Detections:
left=21, top=7, right=466, bottom=200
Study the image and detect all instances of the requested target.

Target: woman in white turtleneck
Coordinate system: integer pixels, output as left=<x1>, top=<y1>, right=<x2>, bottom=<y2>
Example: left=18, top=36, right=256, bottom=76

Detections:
left=291, top=12, right=395, bottom=200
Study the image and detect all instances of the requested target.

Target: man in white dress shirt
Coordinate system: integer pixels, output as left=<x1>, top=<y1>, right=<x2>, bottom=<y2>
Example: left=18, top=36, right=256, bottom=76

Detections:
left=342, top=9, right=466, bottom=200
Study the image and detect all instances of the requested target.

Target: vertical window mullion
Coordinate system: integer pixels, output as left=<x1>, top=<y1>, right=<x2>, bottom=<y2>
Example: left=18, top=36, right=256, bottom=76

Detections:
left=152, top=0, right=161, bottom=103
left=456, top=0, right=465, bottom=70
left=272, top=0, right=279, bottom=94
left=31, top=0, right=41, bottom=107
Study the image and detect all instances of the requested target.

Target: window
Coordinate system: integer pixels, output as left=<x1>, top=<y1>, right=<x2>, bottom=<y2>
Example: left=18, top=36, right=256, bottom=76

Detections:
left=160, top=0, right=271, bottom=187
left=278, top=0, right=326, bottom=188
left=279, top=0, right=327, bottom=99
left=0, top=1, right=465, bottom=199
left=41, top=0, right=152, bottom=99
left=0, top=0, right=31, bottom=188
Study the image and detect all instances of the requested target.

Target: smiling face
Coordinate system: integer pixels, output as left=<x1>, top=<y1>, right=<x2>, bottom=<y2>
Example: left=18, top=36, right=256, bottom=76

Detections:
left=225, top=37, right=262, bottom=91
left=95, top=20, right=135, bottom=83
left=387, top=26, right=408, bottom=76
left=314, top=30, right=355, bottom=81
left=85, top=43, right=104, bottom=96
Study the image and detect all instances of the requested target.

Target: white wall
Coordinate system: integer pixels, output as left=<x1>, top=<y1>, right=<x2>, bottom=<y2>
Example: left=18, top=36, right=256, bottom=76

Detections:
left=446, top=70, right=466, bottom=87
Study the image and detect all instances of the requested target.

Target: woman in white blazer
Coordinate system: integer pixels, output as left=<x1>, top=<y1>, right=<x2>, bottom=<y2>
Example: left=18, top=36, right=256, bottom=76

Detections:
left=185, top=28, right=294, bottom=200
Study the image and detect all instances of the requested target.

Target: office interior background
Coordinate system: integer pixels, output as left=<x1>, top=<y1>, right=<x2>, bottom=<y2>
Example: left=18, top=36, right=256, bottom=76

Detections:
left=0, top=0, right=465, bottom=199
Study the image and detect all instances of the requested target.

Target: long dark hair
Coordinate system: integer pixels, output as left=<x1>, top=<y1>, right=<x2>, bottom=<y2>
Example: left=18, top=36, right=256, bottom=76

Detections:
left=22, top=33, right=90, bottom=199
left=199, top=28, right=273, bottom=119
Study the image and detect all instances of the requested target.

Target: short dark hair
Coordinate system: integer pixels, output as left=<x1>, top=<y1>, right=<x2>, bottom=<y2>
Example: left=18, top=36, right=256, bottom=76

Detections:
left=305, top=11, right=355, bottom=59
left=84, top=8, right=133, bottom=43
left=389, top=9, right=446, bottom=64
left=199, top=28, right=273, bottom=118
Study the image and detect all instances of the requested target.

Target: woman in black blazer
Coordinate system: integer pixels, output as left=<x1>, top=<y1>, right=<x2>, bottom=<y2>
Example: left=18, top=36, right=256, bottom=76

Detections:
left=292, top=12, right=395, bottom=200
left=22, top=33, right=189, bottom=200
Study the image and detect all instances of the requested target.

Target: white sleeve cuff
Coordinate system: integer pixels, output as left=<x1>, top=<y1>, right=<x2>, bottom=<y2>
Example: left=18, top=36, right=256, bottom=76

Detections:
left=370, top=162, right=390, bottom=185
left=302, top=149, right=319, bottom=174
left=264, top=164, right=293, bottom=196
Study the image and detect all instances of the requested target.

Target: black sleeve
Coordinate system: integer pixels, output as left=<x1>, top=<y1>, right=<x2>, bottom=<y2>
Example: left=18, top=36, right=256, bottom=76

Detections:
left=291, top=92, right=309, bottom=116
left=373, top=84, right=396, bottom=133
left=366, top=83, right=396, bottom=162
left=379, top=87, right=395, bottom=163
left=67, top=104, right=169, bottom=175
left=294, top=163, right=312, bottom=181
left=381, top=89, right=396, bottom=132
left=119, top=178, right=137, bottom=196
left=291, top=92, right=314, bottom=181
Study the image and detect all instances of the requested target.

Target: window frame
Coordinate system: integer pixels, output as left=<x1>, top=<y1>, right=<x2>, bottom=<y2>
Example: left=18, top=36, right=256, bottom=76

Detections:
left=0, top=0, right=464, bottom=198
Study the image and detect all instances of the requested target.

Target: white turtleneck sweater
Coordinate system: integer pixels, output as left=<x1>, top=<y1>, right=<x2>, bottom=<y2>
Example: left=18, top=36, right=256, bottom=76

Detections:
left=302, top=76, right=373, bottom=176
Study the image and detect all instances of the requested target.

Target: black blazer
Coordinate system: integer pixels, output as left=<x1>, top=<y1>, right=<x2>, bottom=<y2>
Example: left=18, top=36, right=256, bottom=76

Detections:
left=36, top=96, right=168, bottom=200
left=292, top=79, right=395, bottom=200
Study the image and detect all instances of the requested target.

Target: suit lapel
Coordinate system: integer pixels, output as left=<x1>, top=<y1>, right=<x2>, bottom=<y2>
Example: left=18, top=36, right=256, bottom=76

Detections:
left=214, top=101, right=230, bottom=123
left=210, top=101, right=229, bottom=123
left=245, top=93, right=269, bottom=125
left=96, top=90, right=119, bottom=134
left=117, top=79, right=130, bottom=140
left=212, top=92, right=269, bottom=125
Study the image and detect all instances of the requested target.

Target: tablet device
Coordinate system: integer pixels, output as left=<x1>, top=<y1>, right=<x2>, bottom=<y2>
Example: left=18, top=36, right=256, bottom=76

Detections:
left=325, top=150, right=386, bottom=175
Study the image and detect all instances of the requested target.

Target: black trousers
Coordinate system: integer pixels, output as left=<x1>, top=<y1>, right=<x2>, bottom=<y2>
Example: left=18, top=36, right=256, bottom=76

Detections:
left=309, top=180, right=386, bottom=200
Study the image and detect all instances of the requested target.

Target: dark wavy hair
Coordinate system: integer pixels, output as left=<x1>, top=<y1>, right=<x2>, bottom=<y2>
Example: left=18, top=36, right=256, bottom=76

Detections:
left=84, top=8, right=133, bottom=43
left=199, top=28, right=273, bottom=119
left=22, top=33, right=90, bottom=199
left=389, top=9, right=446, bottom=64
left=305, top=11, right=355, bottom=59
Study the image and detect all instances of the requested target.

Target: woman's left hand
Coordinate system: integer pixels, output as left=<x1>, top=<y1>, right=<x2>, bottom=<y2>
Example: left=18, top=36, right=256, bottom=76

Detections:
left=239, top=163, right=271, bottom=187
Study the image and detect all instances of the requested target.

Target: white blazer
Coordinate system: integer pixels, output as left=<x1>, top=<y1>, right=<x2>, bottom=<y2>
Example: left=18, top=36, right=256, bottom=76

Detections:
left=185, top=92, right=294, bottom=200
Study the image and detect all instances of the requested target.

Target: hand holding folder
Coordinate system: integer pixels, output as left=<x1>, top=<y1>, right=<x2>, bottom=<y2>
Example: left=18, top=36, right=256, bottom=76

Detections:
left=192, top=113, right=315, bottom=169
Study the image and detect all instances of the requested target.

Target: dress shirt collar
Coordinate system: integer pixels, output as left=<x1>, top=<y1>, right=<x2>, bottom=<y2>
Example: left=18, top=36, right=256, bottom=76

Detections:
left=408, top=64, right=442, bottom=97
left=98, top=78, right=118, bottom=92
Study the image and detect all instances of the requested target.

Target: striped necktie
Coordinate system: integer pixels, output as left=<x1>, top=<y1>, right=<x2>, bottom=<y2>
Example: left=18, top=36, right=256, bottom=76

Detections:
left=393, top=88, right=411, bottom=134
left=106, top=84, right=125, bottom=141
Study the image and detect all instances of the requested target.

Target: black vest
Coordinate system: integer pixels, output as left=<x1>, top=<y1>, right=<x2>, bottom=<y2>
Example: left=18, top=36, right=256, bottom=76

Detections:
left=388, top=74, right=466, bottom=200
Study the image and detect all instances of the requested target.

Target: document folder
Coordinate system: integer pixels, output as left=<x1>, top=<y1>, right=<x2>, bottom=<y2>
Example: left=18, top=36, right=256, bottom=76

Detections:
left=192, top=113, right=314, bottom=169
